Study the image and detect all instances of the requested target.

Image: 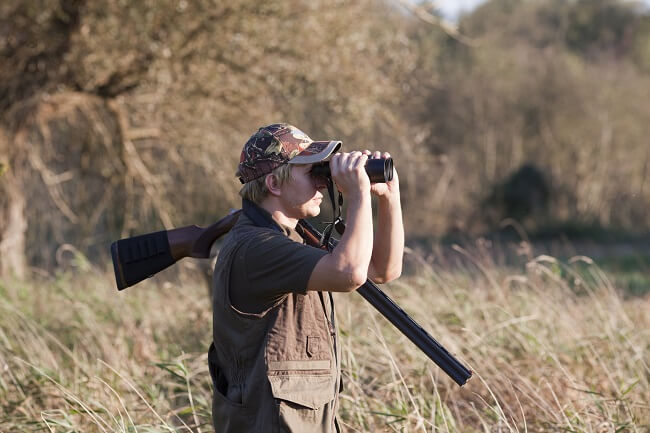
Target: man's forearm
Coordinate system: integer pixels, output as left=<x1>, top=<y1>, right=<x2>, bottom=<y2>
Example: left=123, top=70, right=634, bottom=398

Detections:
left=332, top=191, right=374, bottom=285
left=369, top=192, right=404, bottom=283
left=305, top=191, right=374, bottom=292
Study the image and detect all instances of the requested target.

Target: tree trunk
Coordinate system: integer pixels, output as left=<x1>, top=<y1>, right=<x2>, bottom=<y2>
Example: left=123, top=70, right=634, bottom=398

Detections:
left=0, top=172, right=27, bottom=278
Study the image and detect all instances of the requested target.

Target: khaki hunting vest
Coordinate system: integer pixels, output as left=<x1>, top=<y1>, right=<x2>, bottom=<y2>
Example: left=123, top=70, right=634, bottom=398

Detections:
left=209, top=215, right=340, bottom=433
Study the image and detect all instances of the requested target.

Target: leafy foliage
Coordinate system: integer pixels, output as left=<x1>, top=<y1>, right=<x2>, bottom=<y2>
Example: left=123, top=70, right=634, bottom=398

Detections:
left=1, top=0, right=650, bottom=271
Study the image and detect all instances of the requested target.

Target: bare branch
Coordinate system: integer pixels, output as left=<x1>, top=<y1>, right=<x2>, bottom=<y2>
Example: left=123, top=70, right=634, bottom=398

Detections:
left=394, top=0, right=477, bottom=46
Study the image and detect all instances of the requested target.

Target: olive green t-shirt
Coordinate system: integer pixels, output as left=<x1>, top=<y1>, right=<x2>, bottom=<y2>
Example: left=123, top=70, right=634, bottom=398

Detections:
left=228, top=221, right=328, bottom=314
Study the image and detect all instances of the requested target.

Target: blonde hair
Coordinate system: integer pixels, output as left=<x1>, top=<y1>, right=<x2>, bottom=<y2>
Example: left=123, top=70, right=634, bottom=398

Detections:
left=238, top=149, right=302, bottom=204
left=238, top=164, right=300, bottom=205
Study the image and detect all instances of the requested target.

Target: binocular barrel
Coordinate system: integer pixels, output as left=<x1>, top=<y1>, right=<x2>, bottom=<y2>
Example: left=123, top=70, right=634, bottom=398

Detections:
left=310, top=157, right=394, bottom=183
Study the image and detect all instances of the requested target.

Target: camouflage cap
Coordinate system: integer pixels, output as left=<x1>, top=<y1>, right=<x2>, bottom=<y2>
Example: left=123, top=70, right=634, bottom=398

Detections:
left=237, top=123, right=341, bottom=184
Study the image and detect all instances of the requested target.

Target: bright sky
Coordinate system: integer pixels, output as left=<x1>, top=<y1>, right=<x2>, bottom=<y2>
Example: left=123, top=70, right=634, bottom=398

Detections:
left=435, top=0, right=650, bottom=20
left=435, top=0, right=485, bottom=20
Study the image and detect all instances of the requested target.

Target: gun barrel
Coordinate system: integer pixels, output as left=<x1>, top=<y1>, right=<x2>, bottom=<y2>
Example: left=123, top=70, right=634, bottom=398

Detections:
left=297, top=219, right=472, bottom=386
left=357, top=282, right=472, bottom=385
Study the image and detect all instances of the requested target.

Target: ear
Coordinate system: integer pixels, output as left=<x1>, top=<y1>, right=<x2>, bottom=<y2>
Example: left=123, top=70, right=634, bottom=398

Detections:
left=265, top=173, right=282, bottom=197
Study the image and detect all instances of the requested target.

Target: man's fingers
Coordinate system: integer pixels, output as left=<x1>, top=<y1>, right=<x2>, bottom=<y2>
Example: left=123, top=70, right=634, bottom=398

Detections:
left=351, top=152, right=367, bottom=170
left=361, top=149, right=389, bottom=159
left=333, top=151, right=369, bottom=172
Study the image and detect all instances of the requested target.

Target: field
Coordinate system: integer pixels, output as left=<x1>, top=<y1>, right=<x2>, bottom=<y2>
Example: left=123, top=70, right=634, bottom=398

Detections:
left=0, top=245, right=648, bottom=433
left=4, top=1, right=650, bottom=431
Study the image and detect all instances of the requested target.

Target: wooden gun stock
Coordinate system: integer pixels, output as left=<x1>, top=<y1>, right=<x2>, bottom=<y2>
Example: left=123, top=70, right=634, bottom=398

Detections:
left=110, top=210, right=472, bottom=386
left=111, top=210, right=241, bottom=290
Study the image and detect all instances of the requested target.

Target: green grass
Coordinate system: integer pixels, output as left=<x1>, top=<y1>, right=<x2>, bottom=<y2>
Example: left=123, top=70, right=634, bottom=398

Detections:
left=1, top=250, right=649, bottom=432
left=593, top=254, right=650, bottom=297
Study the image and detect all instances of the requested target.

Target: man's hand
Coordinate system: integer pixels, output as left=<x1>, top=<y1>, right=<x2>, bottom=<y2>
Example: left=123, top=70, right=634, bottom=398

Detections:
left=329, top=151, right=371, bottom=198
left=309, top=151, right=374, bottom=292
left=362, top=150, right=399, bottom=199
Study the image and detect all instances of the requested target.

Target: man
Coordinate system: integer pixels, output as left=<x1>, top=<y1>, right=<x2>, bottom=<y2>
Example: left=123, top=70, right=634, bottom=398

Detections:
left=209, top=123, right=404, bottom=432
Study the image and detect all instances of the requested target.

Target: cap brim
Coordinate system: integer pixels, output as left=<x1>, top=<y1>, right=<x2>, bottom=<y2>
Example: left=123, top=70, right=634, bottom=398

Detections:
left=288, top=140, right=341, bottom=164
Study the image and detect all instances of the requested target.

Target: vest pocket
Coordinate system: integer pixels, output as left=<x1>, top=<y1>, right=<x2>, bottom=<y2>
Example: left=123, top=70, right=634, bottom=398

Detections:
left=211, top=368, right=253, bottom=432
left=212, top=393, right=253, bottom=433
left=269, top=374, right=336, bottom=432
left=268, top=374, right=335, bottom=410
left=209, top=345, right=253, bottom=432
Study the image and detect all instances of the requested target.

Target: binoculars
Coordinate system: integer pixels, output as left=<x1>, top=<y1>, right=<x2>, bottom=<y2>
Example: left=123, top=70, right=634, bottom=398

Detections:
left=310, top=157, right=394, bottom=183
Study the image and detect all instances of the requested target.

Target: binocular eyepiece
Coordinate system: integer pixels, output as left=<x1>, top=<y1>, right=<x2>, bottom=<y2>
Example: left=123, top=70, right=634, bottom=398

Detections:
left=310, top=157, right=394, bottom=183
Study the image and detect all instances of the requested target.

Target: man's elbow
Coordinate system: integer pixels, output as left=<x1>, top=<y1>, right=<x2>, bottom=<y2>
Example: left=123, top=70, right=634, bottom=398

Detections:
left=369, top=264, right=402, bottom=284
left=383, top=267, right=402, bottom=283
left=391, top=262, right=404, bottom=281
left=348, top=269, right=368, bottom=290
left=333, top=268, right=367, bottom=292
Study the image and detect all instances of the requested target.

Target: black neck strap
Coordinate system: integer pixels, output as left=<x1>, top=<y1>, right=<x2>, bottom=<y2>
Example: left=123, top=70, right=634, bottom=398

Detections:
left=320, top=179, right=345, bottom=251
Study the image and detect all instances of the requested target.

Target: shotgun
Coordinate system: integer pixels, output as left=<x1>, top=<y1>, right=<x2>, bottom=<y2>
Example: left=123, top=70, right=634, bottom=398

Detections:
left=110, top=210, right=472, bottom=386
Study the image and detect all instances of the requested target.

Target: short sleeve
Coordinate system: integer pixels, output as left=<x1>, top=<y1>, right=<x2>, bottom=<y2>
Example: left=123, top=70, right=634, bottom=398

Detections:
left=229, top=229, right=328, bottom=313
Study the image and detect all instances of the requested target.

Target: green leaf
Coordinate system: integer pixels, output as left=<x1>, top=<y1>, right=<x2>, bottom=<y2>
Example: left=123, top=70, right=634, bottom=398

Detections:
left=620, top=379, right=639, bottom=396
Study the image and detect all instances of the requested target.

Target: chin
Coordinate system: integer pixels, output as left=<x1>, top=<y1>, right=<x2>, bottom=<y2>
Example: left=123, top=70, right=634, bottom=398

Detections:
left=308, top=205, right=321, bottom=218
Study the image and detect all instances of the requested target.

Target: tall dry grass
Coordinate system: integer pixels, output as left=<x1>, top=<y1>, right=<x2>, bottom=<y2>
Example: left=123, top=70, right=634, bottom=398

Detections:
left=0, top=247, right=648, bottom=432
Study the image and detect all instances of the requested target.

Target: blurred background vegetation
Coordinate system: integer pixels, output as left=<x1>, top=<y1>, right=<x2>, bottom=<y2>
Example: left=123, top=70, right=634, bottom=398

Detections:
left=2, top=0, right=650, bottom=277
left=2, top=2, right=649, bottom=432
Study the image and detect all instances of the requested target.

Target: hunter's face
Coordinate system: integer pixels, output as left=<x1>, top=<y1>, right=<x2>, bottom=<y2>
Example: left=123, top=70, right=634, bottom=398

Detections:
left=279, top=164, right=328, bottom=219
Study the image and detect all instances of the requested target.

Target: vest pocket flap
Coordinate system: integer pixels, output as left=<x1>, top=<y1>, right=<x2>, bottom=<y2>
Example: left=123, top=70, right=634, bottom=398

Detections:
left=268, top=359, right=330, bottom=371
left=269, top=374, right=335, bottom=410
